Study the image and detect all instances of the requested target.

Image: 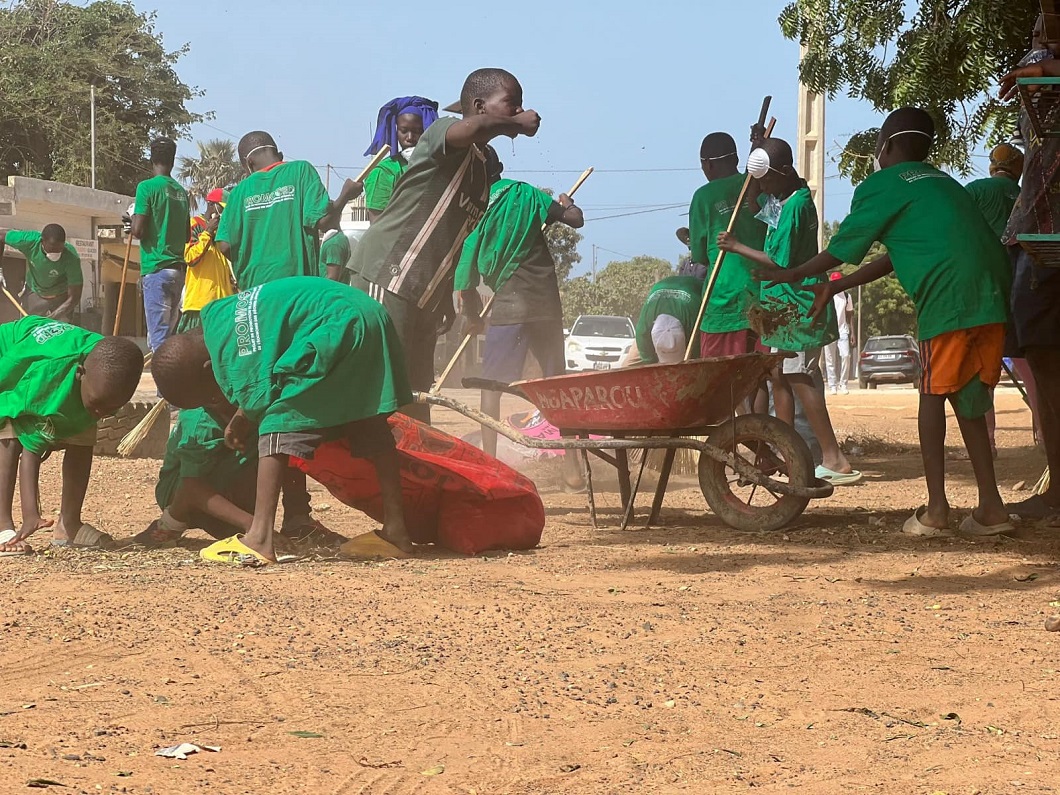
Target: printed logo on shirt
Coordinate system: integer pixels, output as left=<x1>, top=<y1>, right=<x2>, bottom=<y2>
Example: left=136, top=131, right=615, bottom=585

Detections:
left=899, top=169, right=948, bottom=184
left=233, top=285, right=263, bottom=357
left=34, top=417, right=56, bottom=443
left=714, top=200, right=736, bottom=216
left=243, top=185, right=296, bottom=213
left=30, top=322, right=70, bottom=345
left=648, top=289, right=695, bottom=306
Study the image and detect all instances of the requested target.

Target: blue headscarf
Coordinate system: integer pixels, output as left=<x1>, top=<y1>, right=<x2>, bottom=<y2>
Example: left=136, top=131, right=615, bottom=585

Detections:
left=364, top=96, right=439, bottom=158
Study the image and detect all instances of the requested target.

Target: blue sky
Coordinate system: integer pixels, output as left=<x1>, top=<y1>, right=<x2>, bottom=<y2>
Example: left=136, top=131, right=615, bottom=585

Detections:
left=144, top=0, right=990, bottom=277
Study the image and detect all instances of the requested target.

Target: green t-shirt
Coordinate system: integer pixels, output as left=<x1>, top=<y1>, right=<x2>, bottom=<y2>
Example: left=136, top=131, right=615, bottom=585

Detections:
left=454, top=178, right=554, bottom=293
left=827, top=161, right=1010, bottom=341
left=134, top=174, right=191, bottom=276
left=319, top=230, right=352, bottom=278
left=200, top=277, right=412, bottom=436
left=216, top=160, right=330, bottom=289
left=965, top=175, right=1021, bottom=239
left=351, top=117, right=490, bottom=310
left=759, top=186, right=838, bottom=351
left=363, top=157, right=407, bottom=213
left=688, top=172, right=767, bottom=333
left=634, top=276, right=703, bottom=364
left=155, top=408, right=253, bottom=510
left=3, top=230, right=83, bottom=297
left=0, top=316, right=99, bottom=455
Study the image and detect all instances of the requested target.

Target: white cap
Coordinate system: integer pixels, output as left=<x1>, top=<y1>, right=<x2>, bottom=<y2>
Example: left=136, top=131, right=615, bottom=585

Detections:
left=651, top=314, right=686, bottom=364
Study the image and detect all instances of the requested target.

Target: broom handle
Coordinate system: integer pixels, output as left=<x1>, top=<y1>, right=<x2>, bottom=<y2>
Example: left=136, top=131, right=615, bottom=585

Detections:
left=431, top=167, right=594, bottom=394
left=2, top=286, right=27, bottom=317
left=355, top=145, right=391, bottom=183
left=112, top=233, right=134, bottom=336
left=683, top=116, right=776, bottom=361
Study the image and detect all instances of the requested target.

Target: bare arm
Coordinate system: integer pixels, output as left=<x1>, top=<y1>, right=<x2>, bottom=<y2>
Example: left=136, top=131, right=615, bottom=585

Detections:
left=757, top=250, right=844, bottom=285
left=130, top=215, right=146, bottom=239
left=325, top=265, right=346, bottom=282
left=50, top=284, right=82, bottom=319
left=808, top=254, right=893, bottom=319
left=316, top=179, right=364, bottom=234
left=546, top=194, right=584, bottom=228
left=717, top=231, right=775, bottom=269
left=1001, top=58, right=1060, bottom=101
left=444, top=111, right=541, bottom=149
left=215, top=240, right=232, bottom=259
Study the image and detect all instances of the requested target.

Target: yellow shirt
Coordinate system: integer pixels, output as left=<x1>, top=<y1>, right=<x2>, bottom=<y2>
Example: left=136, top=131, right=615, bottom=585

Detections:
left=183, top=231, right=234, bottom=312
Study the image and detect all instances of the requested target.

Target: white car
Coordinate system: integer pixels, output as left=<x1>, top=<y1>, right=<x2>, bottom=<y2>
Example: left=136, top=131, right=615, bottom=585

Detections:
left=565, top=315, right=635, bottom=372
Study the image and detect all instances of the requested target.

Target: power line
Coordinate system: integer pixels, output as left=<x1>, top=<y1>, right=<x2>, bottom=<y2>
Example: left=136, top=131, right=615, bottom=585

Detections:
left=585, top=204, right=687, bottom=222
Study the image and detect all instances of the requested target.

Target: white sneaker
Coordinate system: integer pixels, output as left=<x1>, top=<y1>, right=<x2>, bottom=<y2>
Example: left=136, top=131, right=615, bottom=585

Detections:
left=839, top=385, right=849, bottom=395
left=828, top=385, right=838, bottom=395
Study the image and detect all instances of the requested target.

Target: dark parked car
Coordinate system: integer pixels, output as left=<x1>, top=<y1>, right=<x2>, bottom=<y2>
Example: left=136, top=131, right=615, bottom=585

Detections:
left=858, top=334, right=921, bottom=389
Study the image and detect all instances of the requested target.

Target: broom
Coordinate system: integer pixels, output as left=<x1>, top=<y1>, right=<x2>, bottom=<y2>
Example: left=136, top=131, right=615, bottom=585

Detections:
left=667, top=98, right=776, bottom=476
left=117, top=148, right=394, bottom=457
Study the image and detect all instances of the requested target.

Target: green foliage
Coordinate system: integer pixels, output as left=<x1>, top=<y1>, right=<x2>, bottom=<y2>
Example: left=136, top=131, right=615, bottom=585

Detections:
left=0, top=0, right=205, bottom=192
left=559, top=256, right=674, bottom=327
left=178, top=139, right=243, bottom=210
left=779, top=0, right=1039, bottom=182
left=822, top=221, right=917, bottom=339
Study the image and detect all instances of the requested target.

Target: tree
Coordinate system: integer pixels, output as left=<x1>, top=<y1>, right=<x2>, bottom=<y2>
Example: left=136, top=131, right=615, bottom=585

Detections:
left=780, top=0, right=1038, bottom=183
left=559, top=256, right=673, bottom=326
left=178, top=139, right=243, bottom=209
left=0, top=0, right=205, bottom=192
left=822, top=221, right=917, bottom=339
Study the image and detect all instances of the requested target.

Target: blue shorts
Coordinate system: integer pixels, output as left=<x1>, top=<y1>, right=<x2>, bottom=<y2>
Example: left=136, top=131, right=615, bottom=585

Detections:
left=1012, top=247, right=1060, bottom=351
left=481, top=320, right=565, bottom=384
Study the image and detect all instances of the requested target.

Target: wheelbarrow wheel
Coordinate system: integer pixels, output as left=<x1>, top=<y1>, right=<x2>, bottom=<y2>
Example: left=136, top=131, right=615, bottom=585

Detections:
left=699, top=414, right=814, bottom=532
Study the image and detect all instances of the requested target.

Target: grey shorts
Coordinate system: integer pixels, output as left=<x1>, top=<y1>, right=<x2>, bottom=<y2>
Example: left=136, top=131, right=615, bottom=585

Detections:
left=22, top=291, right=71, bottom=320
left=258, top=414, right=396, bottom=460
left=0, top=421, right=97, bottom=448
left=774, top=348, right=823, bottom=378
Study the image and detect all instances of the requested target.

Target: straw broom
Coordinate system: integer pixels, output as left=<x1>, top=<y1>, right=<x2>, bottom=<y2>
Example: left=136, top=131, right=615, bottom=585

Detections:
left=117, top=147, right=394, bottom=457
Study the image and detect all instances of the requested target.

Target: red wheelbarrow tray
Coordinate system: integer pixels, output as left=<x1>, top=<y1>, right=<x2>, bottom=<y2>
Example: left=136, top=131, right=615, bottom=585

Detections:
left=513, top=353, right=787, bottom=433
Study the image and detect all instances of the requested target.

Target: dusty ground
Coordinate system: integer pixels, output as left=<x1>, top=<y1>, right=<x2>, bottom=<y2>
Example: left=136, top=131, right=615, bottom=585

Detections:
left=2, top=384, right=1059, bottom=794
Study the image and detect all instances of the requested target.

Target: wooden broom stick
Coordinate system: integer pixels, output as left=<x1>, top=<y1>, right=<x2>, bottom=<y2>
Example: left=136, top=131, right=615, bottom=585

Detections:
left=684, top=101, right=775, bottom=361
left=431, top=166, right=595, bottom=394
left=112, top=233, right=134, bottom=337
left=2, top=286, right=27, bottom=318
left=356, top=145, right=391, bottom=182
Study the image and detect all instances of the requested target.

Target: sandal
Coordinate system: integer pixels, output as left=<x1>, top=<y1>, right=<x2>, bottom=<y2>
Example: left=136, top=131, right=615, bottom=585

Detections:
left=815, top=465, right=865, bottom=486
left=337, top=531, right=411, bottom=560
left=279, top=516, right=346, bottom=547
left=0, top=528, right=32, bottom=558
left=958, top=514, right=1015, bottom=537
left=132, top=519, right=185, bottom=548
left=200, top=535, right=272, bottom=567
left=50, top=523, right=113, bottom=550
left=902, top=507, right=953, bottom=538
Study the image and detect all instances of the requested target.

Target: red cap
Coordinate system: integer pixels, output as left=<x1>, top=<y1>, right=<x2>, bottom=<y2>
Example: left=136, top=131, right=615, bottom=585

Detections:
left=205, top=188, right=225, bottom=203
left=829, top=272, right=842, bottom=282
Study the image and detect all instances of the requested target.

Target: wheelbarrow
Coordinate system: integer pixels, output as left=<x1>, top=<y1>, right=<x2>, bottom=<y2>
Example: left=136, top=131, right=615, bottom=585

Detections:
left=417, top=353, right=833, bottom=533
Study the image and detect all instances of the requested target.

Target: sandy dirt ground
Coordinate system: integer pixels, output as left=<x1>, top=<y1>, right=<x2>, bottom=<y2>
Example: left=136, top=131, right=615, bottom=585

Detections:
left=2, top=384, right=1059, bottom=794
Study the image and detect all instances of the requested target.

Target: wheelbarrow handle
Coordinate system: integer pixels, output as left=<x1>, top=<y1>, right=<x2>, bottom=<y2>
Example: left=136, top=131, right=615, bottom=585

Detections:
left=460, top=377, right=528, bottom=399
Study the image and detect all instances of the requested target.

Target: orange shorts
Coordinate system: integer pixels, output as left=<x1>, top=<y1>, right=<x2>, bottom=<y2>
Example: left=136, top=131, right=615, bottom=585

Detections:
left=918, top=323, right=1005, bottom=396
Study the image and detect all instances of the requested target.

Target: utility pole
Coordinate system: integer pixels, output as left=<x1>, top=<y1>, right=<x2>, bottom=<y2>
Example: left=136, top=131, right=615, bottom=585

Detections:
left=90, top=84, right=96, bottom=189
left=796, top=44, right=826, bottom=249
left=591, top=244, right=597, bottom=281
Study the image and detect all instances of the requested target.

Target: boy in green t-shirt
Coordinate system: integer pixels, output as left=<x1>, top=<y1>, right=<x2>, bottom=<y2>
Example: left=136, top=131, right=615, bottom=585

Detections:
left=688, top=132, right=767, bottom=357
left=216, top=131, right=362, bottom=290
left=718, top=138, right=860, bottom=486
left=763, top=108, right=1012, bottom=537
left=151, top=277, right=413, bottom=565
left=134, top=408, right=258, bottom=547
left=349, top=68, right=542, bottom=424
left=320, top=227, right=352, bottom=282
left=131, top=138, right=190, bottom=352
left=0, top=318, right=143, bottom=554
left=0, top=225, right=83, bottom=321
left=363, top=96, right=440, bottom=221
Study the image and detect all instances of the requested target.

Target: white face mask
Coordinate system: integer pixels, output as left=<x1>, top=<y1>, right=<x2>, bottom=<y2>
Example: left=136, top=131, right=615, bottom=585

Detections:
left=45, top=251, right=62, bottom=262
left=400, top=146, right=416, bottom=163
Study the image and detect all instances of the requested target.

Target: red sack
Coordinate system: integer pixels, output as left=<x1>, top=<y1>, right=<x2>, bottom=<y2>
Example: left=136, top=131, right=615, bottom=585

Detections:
left=291, top=413, right=545, bottom=555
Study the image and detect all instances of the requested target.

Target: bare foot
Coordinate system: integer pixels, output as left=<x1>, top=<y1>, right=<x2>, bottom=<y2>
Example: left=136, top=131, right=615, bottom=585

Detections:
left=18, top=516, right=53, bottom=542
left=971, top=506, right=1010, bottom=528
left=379, top=524, right=415, bottom=554
left=919, top=505, right=951, bottom=529
left=0, top=539, right=32, bottom=554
